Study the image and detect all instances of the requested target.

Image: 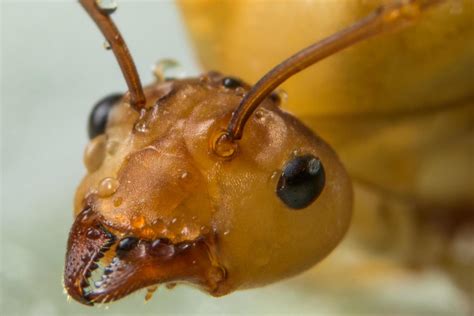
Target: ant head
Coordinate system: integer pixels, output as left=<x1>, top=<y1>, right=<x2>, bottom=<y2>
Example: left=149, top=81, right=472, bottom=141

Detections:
left=67, top=71, right=352, bottom=304
left=64, top=0, right=436, bottom=304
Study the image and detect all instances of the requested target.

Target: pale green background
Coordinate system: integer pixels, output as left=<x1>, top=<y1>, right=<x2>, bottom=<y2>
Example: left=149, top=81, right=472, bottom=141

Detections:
left=1, top=1, right=469, bottom=315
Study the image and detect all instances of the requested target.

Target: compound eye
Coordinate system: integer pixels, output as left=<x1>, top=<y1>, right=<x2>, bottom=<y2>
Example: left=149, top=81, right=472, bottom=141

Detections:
left=276, top=154, right=325, bottom=209
left=222, top=77, right=242, bottom=89
left=88, top=93, right=122, bottom=139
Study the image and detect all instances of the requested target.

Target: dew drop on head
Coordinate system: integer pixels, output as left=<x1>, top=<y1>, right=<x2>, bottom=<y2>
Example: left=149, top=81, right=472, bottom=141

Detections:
left=97, top=177, right=119, bottom=197
left=134, top=120, right=149, bottom=133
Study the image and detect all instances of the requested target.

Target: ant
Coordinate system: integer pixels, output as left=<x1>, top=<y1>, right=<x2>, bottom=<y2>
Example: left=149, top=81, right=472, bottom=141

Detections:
left=64, top=0, right=444, bottom=305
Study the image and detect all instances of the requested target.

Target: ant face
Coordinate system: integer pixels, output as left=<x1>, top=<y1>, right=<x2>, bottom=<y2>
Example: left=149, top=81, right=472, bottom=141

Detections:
left=66, top=0, right=436, bottom=305
left=65, top=73, right=352, bottom=304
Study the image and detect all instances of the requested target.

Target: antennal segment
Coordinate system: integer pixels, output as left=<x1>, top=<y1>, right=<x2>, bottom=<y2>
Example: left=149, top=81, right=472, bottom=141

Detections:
left=80, top=0, right=146, bottom=109
left=226, top=0, right=443, bottom=140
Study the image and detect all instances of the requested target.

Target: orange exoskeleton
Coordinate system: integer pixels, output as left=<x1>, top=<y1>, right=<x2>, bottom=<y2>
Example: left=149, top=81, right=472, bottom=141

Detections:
left=64, top=0, right=444, bottom=305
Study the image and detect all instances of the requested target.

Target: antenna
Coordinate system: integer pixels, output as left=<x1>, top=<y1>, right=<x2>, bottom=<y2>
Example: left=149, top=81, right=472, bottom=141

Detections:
left=80, top=0, right=146, bottom=109
left=225, top=0, right=442, bottom=141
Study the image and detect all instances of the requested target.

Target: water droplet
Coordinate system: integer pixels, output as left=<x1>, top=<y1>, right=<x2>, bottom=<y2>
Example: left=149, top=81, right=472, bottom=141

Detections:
left=95, top=0, right=117, bottom=14
left=103, top=40, right=111, bottom=50
left=180, top=171, right=189, bottom=179
left=134, top=120, right=149, bottom=133
left=235, top=87, right=246, bottom=97
left=98, top=177, right=119, bottom=197
left=152, top=58, right=182, bottom=82
left=138, top=108, right=147, bottom=119
left=223, top=230, right=230, bottom=236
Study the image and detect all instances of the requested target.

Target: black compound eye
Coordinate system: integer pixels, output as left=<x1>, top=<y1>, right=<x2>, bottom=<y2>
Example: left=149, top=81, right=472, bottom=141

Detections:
left=276, top=154, right=325, bottom=209
left=88, top=93, right=122, bottom=139
left=222, top=77, right=242, bottom=89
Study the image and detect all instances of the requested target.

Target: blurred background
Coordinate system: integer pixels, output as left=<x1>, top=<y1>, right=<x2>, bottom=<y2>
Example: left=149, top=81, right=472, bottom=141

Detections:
left=1, top=1, right=471, bottom=315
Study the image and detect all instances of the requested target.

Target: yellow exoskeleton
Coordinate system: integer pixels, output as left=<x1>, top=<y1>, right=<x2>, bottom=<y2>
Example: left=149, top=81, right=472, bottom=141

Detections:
left=64, top=0, right=472, bottom=306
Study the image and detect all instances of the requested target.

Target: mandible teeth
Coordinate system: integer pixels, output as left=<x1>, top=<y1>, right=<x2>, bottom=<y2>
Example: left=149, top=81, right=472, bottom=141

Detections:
left=81, top=279, right=90, bottom=288
left=104, top=267, right=113, bottom=275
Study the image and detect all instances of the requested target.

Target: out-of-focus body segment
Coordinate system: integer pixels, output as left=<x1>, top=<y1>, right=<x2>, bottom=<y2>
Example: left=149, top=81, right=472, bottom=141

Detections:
left=178, top=0, right=474, bottom=294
